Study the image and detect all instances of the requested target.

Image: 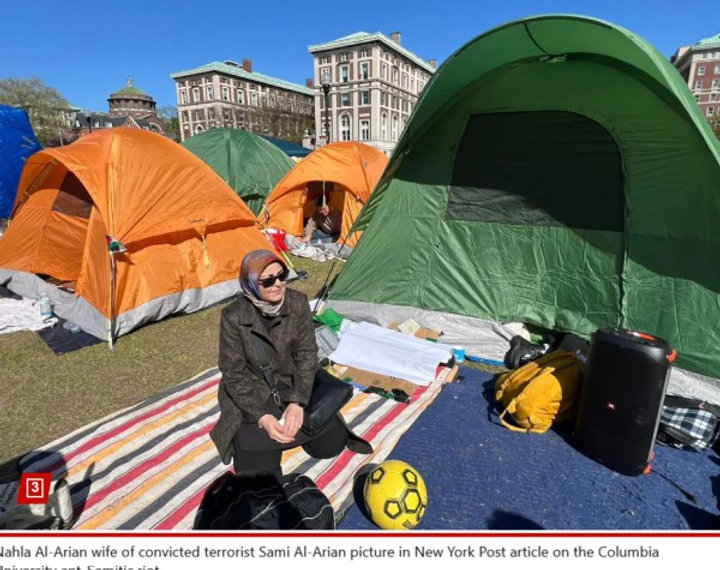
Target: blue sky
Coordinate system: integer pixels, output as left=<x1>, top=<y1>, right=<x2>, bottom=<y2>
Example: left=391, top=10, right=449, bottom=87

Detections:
left=1, top=0, right=717, bottom=112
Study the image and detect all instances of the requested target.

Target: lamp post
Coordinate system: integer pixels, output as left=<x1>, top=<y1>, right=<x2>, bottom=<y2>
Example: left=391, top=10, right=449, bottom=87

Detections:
left=321, top=70, right=331, bottom=144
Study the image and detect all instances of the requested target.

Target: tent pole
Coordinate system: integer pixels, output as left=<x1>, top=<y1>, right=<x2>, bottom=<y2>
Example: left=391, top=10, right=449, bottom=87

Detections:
left=108, top=252, right=116, bottom=349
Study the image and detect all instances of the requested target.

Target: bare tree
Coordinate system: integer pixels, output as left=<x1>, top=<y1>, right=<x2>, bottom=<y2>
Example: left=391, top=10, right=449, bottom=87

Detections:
left=0, top=77, right=72, bottom=146
left=253, top=105, right=313, bottom=143
left=157, top=105, right=180, bottom=141
left=710, top=116, right=720, bottom=141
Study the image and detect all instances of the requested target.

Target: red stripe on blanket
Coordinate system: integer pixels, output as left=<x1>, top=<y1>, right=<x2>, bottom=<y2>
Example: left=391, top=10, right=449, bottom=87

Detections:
left=75, top=423, right=214, bottom=516
left=42, top=377, right=220, bottom=475
left=154, top=484, right=208, bottom=530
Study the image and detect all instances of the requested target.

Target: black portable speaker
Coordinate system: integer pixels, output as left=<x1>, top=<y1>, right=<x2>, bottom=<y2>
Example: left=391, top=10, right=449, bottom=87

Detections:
left=574, top=328, right=675, bottom=476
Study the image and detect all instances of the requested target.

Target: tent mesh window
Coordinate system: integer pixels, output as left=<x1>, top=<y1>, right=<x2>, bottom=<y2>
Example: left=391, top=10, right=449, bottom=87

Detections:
left=447, top=111, right=624, bottom=231
left=51, top=172, right=93, bottom=219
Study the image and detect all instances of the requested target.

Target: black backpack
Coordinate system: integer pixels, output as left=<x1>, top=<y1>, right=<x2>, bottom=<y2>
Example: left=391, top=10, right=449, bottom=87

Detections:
left=193, top=472, right=335, bottom=530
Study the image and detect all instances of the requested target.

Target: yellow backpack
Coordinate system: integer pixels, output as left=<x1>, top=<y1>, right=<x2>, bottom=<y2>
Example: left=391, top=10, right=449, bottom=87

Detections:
left=494, top=350, right=582, bottom=434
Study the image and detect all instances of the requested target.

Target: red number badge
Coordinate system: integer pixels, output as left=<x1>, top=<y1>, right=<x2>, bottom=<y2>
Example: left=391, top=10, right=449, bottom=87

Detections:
left=17, top=473, right=51, bottom=504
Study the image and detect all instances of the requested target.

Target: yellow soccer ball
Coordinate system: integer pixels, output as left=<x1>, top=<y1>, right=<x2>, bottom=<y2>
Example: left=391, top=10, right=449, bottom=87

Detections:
left=363, top=460, right=427, bottom=530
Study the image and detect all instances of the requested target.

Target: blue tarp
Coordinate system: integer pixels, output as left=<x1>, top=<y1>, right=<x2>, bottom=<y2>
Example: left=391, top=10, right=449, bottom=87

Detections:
left=339, top=367, right=720, bottom=530
left=0, top=104, right=42, bottom=218
left=260, top=135, right=311, bottom=158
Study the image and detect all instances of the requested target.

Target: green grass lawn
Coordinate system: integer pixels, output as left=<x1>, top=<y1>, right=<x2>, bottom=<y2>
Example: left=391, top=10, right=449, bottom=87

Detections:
left=0, top=256, right=344, bottom=470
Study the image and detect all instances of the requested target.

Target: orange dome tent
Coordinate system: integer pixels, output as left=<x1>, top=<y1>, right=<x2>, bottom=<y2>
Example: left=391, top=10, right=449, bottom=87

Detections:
left=0, top=128, right=272, bottom=344
left=262, top=142, right=388, bottom=247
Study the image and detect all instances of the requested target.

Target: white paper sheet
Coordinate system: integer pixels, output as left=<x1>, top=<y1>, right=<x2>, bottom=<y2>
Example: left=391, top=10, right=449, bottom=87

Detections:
left=328, top=321, right=453, bottom=385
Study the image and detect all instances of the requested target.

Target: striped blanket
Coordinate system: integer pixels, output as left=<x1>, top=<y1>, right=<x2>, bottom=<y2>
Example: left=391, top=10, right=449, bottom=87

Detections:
left=1, top=366, right=455, bottom=530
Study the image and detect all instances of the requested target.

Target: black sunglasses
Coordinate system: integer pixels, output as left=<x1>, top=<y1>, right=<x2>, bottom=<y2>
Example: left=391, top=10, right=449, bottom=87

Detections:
left=258, top=268, right=289, bottom=288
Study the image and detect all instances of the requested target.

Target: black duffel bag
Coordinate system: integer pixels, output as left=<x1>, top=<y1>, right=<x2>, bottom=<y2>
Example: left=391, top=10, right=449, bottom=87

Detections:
left=193, top=471, right=335, bottom=530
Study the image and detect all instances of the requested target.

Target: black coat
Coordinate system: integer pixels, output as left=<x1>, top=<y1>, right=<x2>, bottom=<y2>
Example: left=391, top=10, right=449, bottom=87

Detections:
left=210, top=288, right=318, bottom=464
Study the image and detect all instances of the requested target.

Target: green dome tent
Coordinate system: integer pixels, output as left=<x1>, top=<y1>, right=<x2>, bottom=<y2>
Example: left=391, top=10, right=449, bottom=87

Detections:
left=329, top=15, right=720, bottom=386
left=182, top=128, right=294, bottom=214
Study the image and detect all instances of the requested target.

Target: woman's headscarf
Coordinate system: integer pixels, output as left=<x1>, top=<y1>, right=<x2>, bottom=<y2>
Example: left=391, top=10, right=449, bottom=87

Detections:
left=239, top=249, right=288, bottom=317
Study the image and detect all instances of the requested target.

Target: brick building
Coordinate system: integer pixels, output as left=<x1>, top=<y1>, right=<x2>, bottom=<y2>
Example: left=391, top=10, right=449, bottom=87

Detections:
left=170, top=59, right=314, bottom=143
left=672, top=32, right=720, bottom=120
left=307, top=31, right=436, bottom=154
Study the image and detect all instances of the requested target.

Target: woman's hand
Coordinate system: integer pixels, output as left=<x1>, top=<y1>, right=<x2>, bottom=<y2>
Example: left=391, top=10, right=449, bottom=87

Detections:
left=258, top=414, right=295, bottom=444
left=281, top=403, right=304, bottom=439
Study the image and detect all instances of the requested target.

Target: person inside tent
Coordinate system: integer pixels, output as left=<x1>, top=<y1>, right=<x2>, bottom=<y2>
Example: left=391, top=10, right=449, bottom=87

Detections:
left=302, top=192, right=342, bottom=244
left=211, top=249, right=371, bottom=479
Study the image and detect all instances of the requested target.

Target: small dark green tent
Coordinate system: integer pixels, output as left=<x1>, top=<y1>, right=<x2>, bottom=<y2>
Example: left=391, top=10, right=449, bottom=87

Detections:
left=182, top=128, right=294, bottom=214
left=330, top=15, right=720, bottom=381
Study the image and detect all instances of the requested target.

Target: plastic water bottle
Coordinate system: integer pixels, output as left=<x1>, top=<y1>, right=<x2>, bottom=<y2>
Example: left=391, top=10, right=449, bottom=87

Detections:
left=62, top=321, right=81, bottom=333
left=38, top=296, right=52, bottom=319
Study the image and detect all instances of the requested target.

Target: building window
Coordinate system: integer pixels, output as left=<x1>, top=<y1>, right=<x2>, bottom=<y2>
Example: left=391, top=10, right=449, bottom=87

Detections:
left=192, top=87, right=200, bottom=102
left=237, top=89, right=245, bottom=104
left=715, top=65, right=720, bottom=74
left=321, top=55, right=330, bottom=64
left=180, top=91, right=187, bottom=104
left=221, top=86, right=229, bottom=101
left=341, top=93, right=350, bottom=106
left=393, top=68, right=399, bottom=84
left=381, top=112, right=387, bottom=140
left=361, top=62, right=370, bottom=80
left=182, top=111, right=189, bottom=121
left=320, top=67, right=331, bottom=83
left=206, top=85, right=214, bottom=100
left=402, top=74, right=408, bottom=89
left=340, top=114, right=351, bottom=141
left=696, top=80, right=704, bottom=89
left=195, top=125, right=204, bottom=134
left=381, top=63, right=387, bottom=80
left=360, top=48, right=370, bottom=58
left=695, top=94, right=701, bottom=102
left=360, top=119, right=369, bottom=141
left=341, top=65, right=349, bottom=82
left=361, top=90, right=370, bottom=105
left=251, top=92, right=258, bottom=106
left=698, top=66, right=706, bottom=75
left=392, top=114, right=399, bottom=141
left=713, top=79, right=720, bottom=88
left=710, top=93, right=718, bottom=102
left=708, top=107, right=715, bottom=116
left=339, top=52, right=349, bottom=62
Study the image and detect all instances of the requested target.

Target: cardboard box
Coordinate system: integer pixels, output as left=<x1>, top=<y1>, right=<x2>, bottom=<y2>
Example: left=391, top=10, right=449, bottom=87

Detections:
left=389, top=321, right=440, bottom=342
left=328, top=364, right=418, bottom=398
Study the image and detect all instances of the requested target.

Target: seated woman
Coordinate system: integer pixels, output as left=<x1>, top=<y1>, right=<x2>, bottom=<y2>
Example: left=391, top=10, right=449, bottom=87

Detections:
left=302, top=195, right=342, bottom=244
left=211, top=249, right=371, bottom=479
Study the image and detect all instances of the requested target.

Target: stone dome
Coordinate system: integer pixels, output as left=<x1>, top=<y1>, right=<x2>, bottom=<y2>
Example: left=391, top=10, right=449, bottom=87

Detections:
left=108, top=77, right=157, bottom=118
